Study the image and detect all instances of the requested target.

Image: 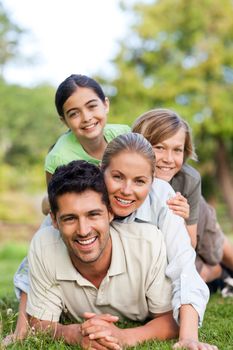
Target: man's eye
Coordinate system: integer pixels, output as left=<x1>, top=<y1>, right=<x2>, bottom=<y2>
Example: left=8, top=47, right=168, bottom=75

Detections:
left=89, top=104, right=98, bottom=109
left=63, top=217, right=75, bottom=222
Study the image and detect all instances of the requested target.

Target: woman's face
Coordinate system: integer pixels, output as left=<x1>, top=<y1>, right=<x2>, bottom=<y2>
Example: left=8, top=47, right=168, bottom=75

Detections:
left=104, top=151, right=153, bottom=217
left=62, top=87, right=109, bottom=142
left=152, top=128, right=185, bottom=182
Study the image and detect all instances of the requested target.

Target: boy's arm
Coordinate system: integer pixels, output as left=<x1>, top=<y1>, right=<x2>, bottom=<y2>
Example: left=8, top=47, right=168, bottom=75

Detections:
left=186, top=224, right=198, bottom=248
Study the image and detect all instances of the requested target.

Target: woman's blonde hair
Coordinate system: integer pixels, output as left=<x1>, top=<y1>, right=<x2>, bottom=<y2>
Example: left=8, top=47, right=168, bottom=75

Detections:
left=132, top=108, right=197, bottom=161
left=101, top=132, right=155, bottom=177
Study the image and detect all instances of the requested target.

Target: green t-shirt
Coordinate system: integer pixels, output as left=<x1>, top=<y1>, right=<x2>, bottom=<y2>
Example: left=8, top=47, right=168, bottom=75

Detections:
left=45, top=123, right=130, bottom=174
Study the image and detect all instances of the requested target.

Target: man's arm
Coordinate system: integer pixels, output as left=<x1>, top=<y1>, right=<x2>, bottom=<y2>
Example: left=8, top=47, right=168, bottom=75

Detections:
left=81, top=311, right=178, bottom=347
left=29, top=316, right=121, bottom=349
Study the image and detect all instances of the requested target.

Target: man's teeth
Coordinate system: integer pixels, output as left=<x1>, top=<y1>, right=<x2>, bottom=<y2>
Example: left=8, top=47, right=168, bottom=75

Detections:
left=116, top=197, right=133, bottom=204
left=77, top=237, right=96, bottom=245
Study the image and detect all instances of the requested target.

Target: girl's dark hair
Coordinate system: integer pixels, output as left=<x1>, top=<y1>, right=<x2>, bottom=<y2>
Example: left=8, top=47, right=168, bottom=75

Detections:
left=55, top=74, right=106, bottom=117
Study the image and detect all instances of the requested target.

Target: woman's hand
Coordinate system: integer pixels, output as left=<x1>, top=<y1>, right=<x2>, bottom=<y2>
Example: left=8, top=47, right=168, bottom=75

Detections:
left=173, top=338, right=218, bottom=350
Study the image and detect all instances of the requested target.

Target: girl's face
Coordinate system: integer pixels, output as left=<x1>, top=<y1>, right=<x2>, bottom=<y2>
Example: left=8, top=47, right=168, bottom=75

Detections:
left=104, top=151, right=153, bottom=217
left=62, top=87, right=109, bottom=142
left=152, top=128, right=185, bottom=182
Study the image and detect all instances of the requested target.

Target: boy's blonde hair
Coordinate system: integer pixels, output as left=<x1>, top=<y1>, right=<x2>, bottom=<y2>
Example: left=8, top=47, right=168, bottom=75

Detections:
left=132, top=108, right=197, bottom=162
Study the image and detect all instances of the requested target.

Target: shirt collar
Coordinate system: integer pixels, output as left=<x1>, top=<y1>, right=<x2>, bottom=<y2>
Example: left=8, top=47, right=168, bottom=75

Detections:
left=55, top=225, right=126, bottom=284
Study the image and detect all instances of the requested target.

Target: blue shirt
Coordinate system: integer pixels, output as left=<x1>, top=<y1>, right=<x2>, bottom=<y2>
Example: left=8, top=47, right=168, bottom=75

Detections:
left=116, top=178, right=209, bottom=325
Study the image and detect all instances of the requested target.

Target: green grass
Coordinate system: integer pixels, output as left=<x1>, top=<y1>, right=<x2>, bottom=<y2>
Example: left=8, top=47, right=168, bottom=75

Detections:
left=0, top=238, right=233, bottom=350
left=0, top=294, right=232, bottom=349
left=0, top=243, right=29, bottom=298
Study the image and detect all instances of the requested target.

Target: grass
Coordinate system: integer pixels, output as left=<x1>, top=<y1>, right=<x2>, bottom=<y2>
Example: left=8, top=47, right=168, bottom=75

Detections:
left=0, top=293, right=232, bottom=349
left=0, top=243, right=233, bottom=349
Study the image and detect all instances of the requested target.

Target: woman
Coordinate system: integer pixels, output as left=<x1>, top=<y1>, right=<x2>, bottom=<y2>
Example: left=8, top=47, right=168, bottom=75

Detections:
left=100, top=132, right=214, bottom=350
left=132, top=108, right=233, bottom=284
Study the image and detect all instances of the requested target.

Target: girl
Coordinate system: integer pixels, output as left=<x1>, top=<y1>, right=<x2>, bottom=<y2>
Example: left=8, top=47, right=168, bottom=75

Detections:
left=45, top=73, right=130, bottom=184
left=132, top=108, right=233, bottom=284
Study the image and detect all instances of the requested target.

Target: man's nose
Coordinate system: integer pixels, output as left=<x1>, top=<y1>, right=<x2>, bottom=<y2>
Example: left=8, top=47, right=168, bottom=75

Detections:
left=77, top=219, right=91, bottom=236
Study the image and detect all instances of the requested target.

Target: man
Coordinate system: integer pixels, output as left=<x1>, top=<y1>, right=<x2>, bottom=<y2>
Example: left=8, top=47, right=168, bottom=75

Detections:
left=26, top=160, right=178, bottom=349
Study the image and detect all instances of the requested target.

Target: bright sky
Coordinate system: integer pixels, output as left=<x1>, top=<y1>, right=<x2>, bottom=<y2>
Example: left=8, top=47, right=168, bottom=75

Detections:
left=2, top=0, right=132, bottom=87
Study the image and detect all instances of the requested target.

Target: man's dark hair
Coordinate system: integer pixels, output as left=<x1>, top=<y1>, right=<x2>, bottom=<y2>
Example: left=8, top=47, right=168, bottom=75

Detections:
left=48, top=160, right=110, bottom=215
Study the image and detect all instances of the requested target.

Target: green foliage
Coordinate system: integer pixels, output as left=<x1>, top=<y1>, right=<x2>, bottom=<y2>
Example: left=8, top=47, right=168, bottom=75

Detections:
left=98, top=0, right=233, bottom=210
left=0, top=81, right=65, bottom=168
left=0, top=243, right=28, bottom=298
left=0, top=1, right=24, bottom=71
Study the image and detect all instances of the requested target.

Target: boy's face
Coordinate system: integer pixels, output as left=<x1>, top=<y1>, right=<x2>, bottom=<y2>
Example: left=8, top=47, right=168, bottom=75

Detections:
left=51, top=190, right=113, bottom=266
left=152, top=128, right=185, bottom=182
left=61, top=87, right=109, bottom=142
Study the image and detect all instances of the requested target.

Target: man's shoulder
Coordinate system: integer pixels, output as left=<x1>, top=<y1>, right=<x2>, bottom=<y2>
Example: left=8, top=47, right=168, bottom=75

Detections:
left=30, top=225, right=61, bottom=251
left=111, top=221, right=164, bottom=245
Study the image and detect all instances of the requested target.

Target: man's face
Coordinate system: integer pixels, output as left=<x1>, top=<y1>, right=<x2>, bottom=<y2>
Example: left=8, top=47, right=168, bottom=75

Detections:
left=51, top=190, right=113, bottom=266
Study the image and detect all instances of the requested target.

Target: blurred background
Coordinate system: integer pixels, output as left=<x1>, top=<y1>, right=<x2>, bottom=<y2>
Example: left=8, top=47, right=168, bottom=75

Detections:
left=0, top=0, right=233, bottom=299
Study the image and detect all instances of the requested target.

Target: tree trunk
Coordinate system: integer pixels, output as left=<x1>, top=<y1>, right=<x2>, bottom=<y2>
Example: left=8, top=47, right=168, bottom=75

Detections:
left=216, top=138, right=233, bottom=220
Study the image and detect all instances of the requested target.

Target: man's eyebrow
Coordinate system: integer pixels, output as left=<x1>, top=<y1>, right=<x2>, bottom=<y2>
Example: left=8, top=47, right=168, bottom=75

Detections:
left=88, top=209, right=104, bottom=214
left=59, top=213, right=76, bottom=220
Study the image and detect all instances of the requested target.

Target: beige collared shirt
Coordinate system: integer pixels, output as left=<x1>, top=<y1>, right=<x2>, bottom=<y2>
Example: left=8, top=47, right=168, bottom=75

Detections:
left=27, top=221, right=172, bottom=323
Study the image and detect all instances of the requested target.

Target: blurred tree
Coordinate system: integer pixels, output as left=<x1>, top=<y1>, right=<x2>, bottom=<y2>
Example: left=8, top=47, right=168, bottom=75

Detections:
left=0, top=1, right=24, bottom=76
left=0, top=80, right=64, bottom=167
left=101, top=0, right=233, bottom=218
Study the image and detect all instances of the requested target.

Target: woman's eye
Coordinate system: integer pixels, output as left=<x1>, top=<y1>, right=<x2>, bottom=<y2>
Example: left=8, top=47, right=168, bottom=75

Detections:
left=113, top=174, right=122, bottom=180
left=136, top=179, right=145, bottom=185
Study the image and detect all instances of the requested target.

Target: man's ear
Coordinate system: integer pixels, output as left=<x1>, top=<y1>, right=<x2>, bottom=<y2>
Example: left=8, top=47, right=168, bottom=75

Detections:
left=50, top=212, right=58, bottom=229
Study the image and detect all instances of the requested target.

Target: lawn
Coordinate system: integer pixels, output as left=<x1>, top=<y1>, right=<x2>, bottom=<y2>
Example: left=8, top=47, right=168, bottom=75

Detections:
left=0, top=242, right=232, bottom=349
